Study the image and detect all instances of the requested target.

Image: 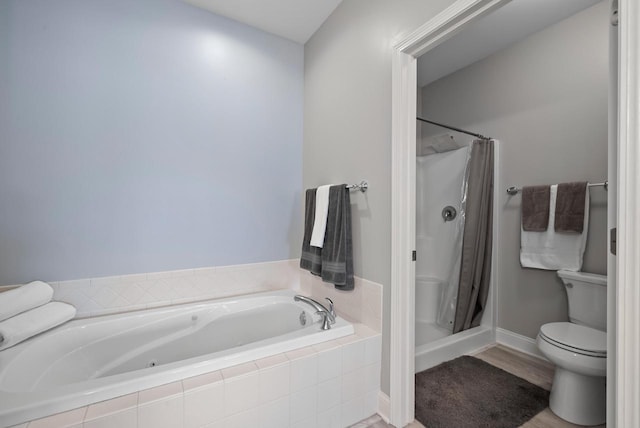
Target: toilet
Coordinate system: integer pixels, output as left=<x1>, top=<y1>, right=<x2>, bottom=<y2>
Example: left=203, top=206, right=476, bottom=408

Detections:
left=536, top=270, right=607, bottom=426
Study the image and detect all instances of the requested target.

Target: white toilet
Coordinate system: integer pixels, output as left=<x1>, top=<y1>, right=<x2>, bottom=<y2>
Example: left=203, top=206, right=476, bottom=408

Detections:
left=536, top=270, right=607, bottom=426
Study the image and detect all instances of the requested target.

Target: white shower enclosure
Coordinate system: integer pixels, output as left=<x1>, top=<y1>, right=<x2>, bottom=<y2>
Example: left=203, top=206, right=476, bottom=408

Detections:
left=415, top=143, right=469, bottom=348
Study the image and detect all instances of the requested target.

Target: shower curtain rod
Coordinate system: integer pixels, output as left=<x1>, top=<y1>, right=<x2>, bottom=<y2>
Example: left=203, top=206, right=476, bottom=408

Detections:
left=416, top=116, right=490, bottom=140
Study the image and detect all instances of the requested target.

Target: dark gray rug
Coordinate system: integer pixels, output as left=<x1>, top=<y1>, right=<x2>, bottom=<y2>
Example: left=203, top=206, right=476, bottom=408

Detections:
left=415, top=356, right=549, bottom=428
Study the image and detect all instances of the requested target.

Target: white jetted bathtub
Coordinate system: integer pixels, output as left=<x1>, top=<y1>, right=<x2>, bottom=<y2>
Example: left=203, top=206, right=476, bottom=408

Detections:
left=0, top=290, right=353, bottom=426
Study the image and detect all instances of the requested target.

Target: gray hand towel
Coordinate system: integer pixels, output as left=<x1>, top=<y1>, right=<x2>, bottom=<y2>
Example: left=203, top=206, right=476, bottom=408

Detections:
left=320, top=185, right=354, bottom=290
left=521, top=185, right=551, bottom=232
left=555, top=182, right=588, bottom=233
left=300, top=188, right=323, bottom=275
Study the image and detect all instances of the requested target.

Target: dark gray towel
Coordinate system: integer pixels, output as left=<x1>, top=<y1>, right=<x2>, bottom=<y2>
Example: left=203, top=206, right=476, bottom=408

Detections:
left=300, top=188, right=322, bottom=275
left=521, top=185, right=550, bottom=232
left=300, top=185, right=354, bottom=290
left=320, top=185, right=354, bottom=290
left=555, top=182, right=588, bottom=233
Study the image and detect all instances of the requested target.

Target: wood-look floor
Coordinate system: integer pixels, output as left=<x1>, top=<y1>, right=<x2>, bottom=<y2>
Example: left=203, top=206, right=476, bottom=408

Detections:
left=349, top=414, right=425, bottom=428
left=351, top=344, right=606, bottom=428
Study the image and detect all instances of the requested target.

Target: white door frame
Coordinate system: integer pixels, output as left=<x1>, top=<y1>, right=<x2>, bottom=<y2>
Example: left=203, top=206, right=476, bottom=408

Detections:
left=390, top=0, right=640, bottom=426
left=614, top=1, right=640, bottom=427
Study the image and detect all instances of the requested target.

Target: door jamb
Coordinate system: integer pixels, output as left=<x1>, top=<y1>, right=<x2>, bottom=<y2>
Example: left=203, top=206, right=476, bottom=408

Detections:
left=390, top=1, right=510, bottom=425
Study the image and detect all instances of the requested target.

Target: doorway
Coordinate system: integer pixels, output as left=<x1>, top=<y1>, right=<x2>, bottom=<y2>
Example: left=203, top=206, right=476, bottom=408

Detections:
left=390, top=0, right=640, bottom=426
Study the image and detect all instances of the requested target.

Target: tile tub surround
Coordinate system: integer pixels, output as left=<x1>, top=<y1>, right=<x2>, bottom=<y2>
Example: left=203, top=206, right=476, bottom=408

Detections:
left=0, top=260, right=301, bottom=318
left=301, top=273, right=383, bottom=333
left=13, top=324, right=382, bottom=428
left=0, top=260, right=384, bottom=333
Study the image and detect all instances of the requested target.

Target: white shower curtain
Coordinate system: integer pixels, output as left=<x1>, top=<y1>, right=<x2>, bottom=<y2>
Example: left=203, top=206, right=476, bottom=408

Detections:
left=435, top=144, right=472, bottom=330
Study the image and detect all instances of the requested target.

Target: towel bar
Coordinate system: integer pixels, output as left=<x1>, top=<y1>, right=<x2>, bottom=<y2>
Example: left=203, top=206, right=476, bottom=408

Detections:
left=506, top=181, right=607, bottom=195
left=346, top=180, right=369, bottom=193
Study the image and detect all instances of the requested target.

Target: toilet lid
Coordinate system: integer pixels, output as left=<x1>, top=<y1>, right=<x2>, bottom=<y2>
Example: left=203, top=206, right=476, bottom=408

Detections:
left=540, top=322, right=606, bottom=356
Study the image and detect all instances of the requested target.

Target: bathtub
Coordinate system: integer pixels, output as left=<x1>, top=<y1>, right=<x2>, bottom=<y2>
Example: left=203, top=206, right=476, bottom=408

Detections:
left=0, top=290, right=354, bottom=427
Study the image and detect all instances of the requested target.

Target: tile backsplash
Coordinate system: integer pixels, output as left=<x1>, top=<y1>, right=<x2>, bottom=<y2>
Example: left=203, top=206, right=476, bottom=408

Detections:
left=301, top=273, right=383, bottom=332
left=9, top=260, right=299, bottom=318
left=1, top=260, right=383, bottom=330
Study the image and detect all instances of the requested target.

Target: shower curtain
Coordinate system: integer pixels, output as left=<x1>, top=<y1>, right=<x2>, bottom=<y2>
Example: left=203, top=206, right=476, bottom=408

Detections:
left=453, top=139, right=494, bottom=334
left=435, top=146, right=470, bottom=331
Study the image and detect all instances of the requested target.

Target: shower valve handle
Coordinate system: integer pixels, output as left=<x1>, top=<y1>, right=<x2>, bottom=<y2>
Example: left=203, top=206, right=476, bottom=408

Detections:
left=442, top=206, right=457, bottom=222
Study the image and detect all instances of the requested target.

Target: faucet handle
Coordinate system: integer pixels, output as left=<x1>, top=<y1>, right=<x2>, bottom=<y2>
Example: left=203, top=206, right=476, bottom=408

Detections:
left=316, top=311, right=332, bottom=330
left=325, top=297, right=335, bottom=318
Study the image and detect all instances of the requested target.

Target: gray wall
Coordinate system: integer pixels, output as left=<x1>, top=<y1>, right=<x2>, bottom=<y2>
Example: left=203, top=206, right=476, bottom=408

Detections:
left=304, top=0, right=453, bottom=395
left=0, top=0, right=303, bottom=284
left=421, top=2, right=609, bottom=339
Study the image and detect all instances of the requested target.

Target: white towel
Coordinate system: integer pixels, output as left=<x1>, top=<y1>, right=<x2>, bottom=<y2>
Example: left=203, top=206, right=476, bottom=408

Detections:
left=0, top=302, right=76, bottom=351
left=310, top=184, right=333, bottom=248
left=0, top=280, right=54, bottom=322
left=520, top=184, right=589, bottom=271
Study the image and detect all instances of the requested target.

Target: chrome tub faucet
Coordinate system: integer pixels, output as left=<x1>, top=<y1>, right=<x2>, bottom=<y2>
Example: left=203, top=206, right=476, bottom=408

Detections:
left=294, top=295, right=336, bottom=330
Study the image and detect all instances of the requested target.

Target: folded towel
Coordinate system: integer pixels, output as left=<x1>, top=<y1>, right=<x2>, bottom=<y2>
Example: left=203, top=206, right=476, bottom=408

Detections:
left=520, top=184, right=589, bottom=271
left=320, top=185, right=354, bottom=290
left=0, top=281, right=54, bottom=322
left=310, top=185, right=332, bottom=248
left=521, top=185, right=550, bottom=231
left=0, top=302, right=76, bottom=351
left=300, top=188, right=323, bottom=275
left=555, top=182, right=588, bottom=233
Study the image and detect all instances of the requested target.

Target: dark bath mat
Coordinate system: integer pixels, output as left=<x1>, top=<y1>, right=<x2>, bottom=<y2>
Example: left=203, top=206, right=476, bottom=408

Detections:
left=415, top=355, right=549, bottom=428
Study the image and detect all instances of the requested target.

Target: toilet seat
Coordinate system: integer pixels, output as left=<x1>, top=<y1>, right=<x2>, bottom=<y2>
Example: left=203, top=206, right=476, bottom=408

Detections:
left=539, top=322, right=606, bottom=358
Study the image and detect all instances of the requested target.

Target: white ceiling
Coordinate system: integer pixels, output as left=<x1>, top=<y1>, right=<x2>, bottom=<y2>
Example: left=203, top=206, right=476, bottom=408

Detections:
left=418, top=0, right=602, bottom=87
left=182, top=0, right=343, bottom=44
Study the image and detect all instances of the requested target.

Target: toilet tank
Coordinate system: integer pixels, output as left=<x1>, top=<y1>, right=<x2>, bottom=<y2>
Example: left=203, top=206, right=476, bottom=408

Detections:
left=557, top=270, right=607, bottom=331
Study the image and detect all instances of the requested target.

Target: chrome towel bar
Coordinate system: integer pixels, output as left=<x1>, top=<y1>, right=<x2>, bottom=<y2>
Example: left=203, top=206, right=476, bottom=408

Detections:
left=346, top=180, right=369, bottom=193
left=506, top=181, right=608, bottom=195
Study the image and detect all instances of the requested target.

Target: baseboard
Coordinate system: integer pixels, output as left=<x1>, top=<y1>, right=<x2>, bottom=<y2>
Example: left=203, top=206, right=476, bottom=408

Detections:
left=495, top=328, right=548, bottom=361
left=377, top=391, right=390, bottom=423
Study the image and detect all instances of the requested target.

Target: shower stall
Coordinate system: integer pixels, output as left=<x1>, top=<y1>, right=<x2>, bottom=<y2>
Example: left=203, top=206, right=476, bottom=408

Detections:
left=415, top=144, right=468, bottom=346
left=414, top=125, right=496, bottom=373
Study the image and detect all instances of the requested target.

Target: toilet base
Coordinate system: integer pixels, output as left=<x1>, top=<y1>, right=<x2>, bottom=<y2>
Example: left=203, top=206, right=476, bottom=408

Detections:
left=549, top=367, right=606, bottom=426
